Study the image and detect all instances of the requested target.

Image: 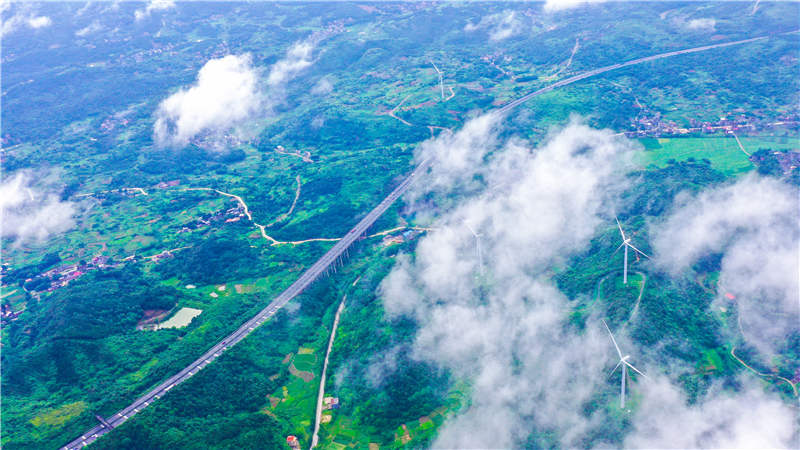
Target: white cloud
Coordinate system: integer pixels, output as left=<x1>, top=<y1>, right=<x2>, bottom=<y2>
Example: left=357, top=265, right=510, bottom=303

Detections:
left=488, top=11, right=522, bottom=42
left=267, top=41, right=314, bottom=87
left=464, top=10, right=524, bottom=42
left=153, top=54, right=262, bottom=148
left=405, top=112, right=502, bottom=208
left=543, top=0, right=606, bottom=12
left=379, top=118, right=797, bottom=446
left=27, top=15, right=50, bottom=28
left=310, top=115, right=325, bottom=129
left=0, top=172, right=77, bottom=244
left=1, top=1, right=52, bottom=37
left=686, top=17, right=717, bottom=32
left=75, top=20, right=102, bottom=37
left=652, top=175, right=799, bottom=357
left=627, top=376, right=798, bottom=449
left=381, top=117, right=641, bottom=447
left=311, top=77, right=333, bottom=96
left=153, top=40, right=315, bottom=149
left=154, top=41, right=314, bottom=147
left=134, top=0, right=174, bottom=21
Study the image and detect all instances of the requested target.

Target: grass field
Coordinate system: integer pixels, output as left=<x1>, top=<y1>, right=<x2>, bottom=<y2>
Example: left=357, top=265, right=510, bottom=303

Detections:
left=292, top=353, right=317, bottom=372
left=30, top=402, right=87, bottom=428
left=639, top=136, right=755, bottom=175
left=737, top=135, right=800, bottom=154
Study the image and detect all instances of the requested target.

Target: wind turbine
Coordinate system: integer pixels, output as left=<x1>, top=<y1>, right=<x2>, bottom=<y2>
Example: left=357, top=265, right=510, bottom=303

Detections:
left=614, top=217, right=649, bottom=284
left=464, top=222, right=483, bottom=276
left=603, top=319, right=647, bottom=410
left=430, top=59, right=445, bottom=100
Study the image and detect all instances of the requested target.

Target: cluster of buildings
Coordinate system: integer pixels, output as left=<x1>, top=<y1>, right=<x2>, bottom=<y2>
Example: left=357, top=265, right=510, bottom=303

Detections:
left=155, top=180, right=181, bottom=189
left=1, top=303, right=24, bottom=323
left=382, top=229, right=421, bottom=247
left=626, top=110, right=799, bottom=138
left=1, top=255, right=112, bottom=326
left=99, top=115, right=131, bottom=133
left=143, top=250, right=176, bottom=263
left=285, top=436, right=300, bottom=449
left=323, top=396, right=341, bottom=410
left=37, top=255, right=111, bottom=293
left=308, top=19, right=347, bottom=42
left=129, top=41, right=178, bottom=64
left=178, top=205, right=246, bottom=233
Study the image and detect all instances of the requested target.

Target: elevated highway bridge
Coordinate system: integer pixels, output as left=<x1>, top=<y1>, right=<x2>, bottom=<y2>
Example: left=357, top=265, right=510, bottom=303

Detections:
left=63, top=32, right=786, bottom=448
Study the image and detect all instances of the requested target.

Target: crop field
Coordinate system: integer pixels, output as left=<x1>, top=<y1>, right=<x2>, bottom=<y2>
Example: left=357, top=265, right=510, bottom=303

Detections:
left=641, top=135, right=755, bottom=175
left=2, top=1, right=798, bottom=449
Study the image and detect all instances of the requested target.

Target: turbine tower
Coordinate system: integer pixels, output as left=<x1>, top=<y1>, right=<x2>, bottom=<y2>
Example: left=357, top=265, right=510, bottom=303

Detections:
left=614, top=217, right=649, bottom=284
left=464, top=222, right=483, bottom=276
left=430, top=59, right=445, bottom=100
left=603, top=319, right=647, bottom=410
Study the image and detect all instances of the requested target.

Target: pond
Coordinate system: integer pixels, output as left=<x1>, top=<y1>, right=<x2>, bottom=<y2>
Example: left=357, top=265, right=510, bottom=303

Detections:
left=155, top=307, right=202, bottom=329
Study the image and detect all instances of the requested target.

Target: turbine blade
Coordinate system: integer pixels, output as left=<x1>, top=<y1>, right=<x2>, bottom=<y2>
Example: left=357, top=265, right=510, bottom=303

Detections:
left=627, top=243, right=650, bottom=259
left=602, top=319, right=624, bottom=358
left=608, top=360, right=623, bottom=378
left=612, top=242, right=625, bottom=255
left=625, top=361, right=648, bottom=379
left=464, top=221, right=478, bottom=237
left=615, top=216, right=626, bottom=240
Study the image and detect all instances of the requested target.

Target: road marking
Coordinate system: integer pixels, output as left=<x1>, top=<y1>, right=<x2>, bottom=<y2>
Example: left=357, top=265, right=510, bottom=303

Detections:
left=62, top=32, right=779, bottom=449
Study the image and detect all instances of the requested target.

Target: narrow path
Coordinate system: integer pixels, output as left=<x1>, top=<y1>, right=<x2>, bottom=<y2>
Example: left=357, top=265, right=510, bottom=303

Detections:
left=267, top=176, right=302, bottom=227
left=732, top=132, right=751, bottom=157
left=445, top=85, right=456, bottom=101
left=275, top=146, right=314, bottom=163
left=378, top=94, right=414, bottom=126
left=141, top=246, right=192, bottom=261
left=179, top=187, right=283, bottom=245
left=730, top=346, right=798, bottom=396
left=273, top=226, right=434, bottom=246
left=165, top=187, right=434, bottom=247
left=76, top=187, right=148, bottom=198
left=129, top=187, right=149, bottom=196
left=427, top=125, right=453, bottom=138
left=62, top=159, right=433, bottom=450
left=63, top=33, right=786, bottom=449
left=583, top=269, right=645, bottom=326
left=624, top=271, right=647, bottom=325
left=547, top=38, right=580, bottom=80
left=310, top=297, right=346, bottom=449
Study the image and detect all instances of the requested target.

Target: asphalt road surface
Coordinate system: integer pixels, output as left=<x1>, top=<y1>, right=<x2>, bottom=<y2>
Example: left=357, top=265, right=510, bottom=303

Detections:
left=62, top=161, right=431, bottom=449
left=63, top=32, right=778, bottom=448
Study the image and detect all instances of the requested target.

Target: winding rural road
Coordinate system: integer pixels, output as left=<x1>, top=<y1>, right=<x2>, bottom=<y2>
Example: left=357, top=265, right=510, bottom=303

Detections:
left=63, top=161, right=430, bottom=449
left=63, top=32, right=782, bottom=449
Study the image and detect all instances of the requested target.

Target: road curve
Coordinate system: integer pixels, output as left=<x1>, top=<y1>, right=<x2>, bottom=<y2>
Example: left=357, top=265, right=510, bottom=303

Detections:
left=62, top=160, right=431, bottom=449
left=63, top=32, right=777, bottom=449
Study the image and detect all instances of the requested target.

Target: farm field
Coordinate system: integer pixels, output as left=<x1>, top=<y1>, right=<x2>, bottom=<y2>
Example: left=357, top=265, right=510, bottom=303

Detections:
left=641, top=133, right=800, bottom=175
left=2, top=2, right=798, bottom=449
left=641, top=135, right=754, bottom=175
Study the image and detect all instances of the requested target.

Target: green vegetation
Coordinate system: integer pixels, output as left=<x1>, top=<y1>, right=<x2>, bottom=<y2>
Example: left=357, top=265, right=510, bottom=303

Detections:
left=641, top=136, right=754, bottom=176
left=2, top=1, right=798, bottom=449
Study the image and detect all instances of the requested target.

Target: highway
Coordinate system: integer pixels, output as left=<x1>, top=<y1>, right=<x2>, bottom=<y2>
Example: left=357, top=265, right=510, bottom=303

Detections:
left=63, top=32, right=777, bottom=449
left=496, top=35, right=768, bottom=114
left=62, top=160, right=431, bottom=449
